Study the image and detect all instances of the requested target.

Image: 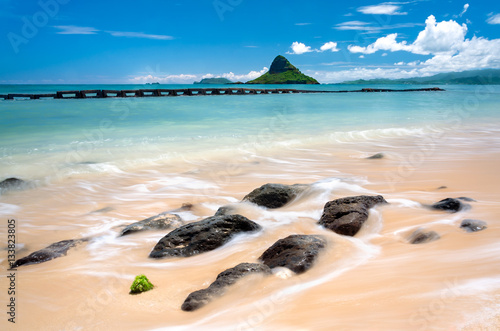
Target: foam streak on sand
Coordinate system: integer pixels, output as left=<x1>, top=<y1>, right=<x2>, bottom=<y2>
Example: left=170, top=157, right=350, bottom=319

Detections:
left=0, top=84, right=500, bottom=330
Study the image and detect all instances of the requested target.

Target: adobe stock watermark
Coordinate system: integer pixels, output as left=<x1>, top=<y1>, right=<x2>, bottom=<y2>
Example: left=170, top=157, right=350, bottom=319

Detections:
left=409, top=278, right=461, bottom=330
left=383, top=82, right=495, bottom=192
left=7, top=0, right=70, bottom=54
left=213, top=0, right=243, bottom=21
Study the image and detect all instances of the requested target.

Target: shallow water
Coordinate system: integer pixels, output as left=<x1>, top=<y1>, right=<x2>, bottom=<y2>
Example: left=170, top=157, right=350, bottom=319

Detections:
left=1, top=84, right=500, bottom=330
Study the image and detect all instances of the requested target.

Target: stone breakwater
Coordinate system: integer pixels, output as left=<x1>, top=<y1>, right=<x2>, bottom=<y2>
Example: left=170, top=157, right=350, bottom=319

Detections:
left=0, top=87, right=445, bottom=100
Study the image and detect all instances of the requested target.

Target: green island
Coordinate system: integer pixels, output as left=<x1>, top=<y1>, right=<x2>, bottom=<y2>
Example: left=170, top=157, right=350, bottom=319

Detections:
left=247, top=55, right=319, bottom=84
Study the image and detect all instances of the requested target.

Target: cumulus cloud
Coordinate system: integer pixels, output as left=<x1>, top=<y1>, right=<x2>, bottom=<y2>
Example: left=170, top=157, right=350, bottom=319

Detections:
left=348, top=33, right=412, bottom=54
left=220, top=67, right=268, bottom=81
left=487, top=13, right=500, bottom=25
left=348, top=15, right=467, bottom=55
left=357, top=4, right=407, bottom=15
left=130, top=68, right=269, bottom=84
left=288, top=42, right=313, bottom=54
left=320, top=42, right=339, bottom=52
left=318, top=14, right=500, bottom=83
left=130, top=74, right=197, bottom=84
left=288, top=41, right=339, bottom=54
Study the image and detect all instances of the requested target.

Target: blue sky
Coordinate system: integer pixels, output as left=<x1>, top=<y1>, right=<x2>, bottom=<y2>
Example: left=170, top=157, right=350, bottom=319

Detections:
left=1, top=0, right=499, bottom=83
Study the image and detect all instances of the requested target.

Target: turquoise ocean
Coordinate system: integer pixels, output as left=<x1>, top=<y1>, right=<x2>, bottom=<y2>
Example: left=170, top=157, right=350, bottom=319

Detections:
left=1, top=84, right=499, bottom=184
left=1, top=84, right=500, bottom=330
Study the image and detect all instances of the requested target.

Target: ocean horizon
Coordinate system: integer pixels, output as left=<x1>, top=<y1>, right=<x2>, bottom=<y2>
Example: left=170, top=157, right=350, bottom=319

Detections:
left=2, top=83, right=500, bottom=330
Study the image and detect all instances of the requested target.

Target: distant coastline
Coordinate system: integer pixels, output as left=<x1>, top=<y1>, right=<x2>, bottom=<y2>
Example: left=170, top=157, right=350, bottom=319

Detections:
left=338, top=68, right=500, bottom=85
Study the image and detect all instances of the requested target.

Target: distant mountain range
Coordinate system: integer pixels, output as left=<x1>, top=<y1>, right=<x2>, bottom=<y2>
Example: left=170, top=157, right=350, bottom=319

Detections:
left=194, top=78, right=235, bottom=84
left=340, top=69, right=500, bottom=85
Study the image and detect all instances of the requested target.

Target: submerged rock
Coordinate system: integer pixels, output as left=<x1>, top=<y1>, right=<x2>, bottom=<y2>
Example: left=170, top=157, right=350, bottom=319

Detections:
left=318, top=195, right=387, bottom=236
left=120, top=212, right=183, bottom=236
left=242, top=183, right=307, bottom=209
left=457, top=197, right=476, bottom=202
left=259, top=234, right=326, bottom=274
left=214, top=205, right=238, bottom=216
left=408, top=229, right=440, bottom=244
left=0, top=178, right=28, bottom=192
left=366, top=153, right=384, bottom=159
left=430, top=198, right=470, bottom=212
left=181, top=263, right=271, bottom=311
left=149, top=214, right=261, bottom=258
left=460, top=219, right=487, bottom=233
left=11, top=239, right=87, bottom=268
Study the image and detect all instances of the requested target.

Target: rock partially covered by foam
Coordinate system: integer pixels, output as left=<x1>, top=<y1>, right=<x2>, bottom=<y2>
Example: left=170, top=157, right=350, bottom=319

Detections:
left=242, top=183, right=307, bottom=209
left=149, top=214, right=261, bottom=258
left=408, top=229, right=440, bottom=244
left=259, top=234, right=326, bottom=274
left=181, top=263, right=271, bottom=311
left=11, top=239, right=87, bottom=268
left=460, top=219, right=487, bottom=233
left=318, top=195, right=387, bottom=236
left=431, top=198, right=470, bottom=212
left=120, top=212, right=183, bottom=236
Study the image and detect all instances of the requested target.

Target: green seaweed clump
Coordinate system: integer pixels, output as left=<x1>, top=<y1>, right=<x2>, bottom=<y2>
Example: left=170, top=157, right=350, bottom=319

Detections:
left=130, top=274, right=154, bottom=294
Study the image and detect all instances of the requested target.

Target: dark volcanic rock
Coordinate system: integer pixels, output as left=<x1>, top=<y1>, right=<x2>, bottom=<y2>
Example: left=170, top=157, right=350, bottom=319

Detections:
left=431, top=198, right=470, bottom=212
left=120, top=212, right=183, bottom=236
left=215, top=205, right=238, bottom=216
left=11, top=239, right=87, bottom=268
left=181, top=263, right=271, bottom=311
left=242, top=183, right=307, bottom=209
left=0, top=178, right=27, bottom=192
left=318, top=195, right=387, bottom=236
left=366, top=153, right=384, bottom=159
left=149, top=214, right=261, bottom=258
left=460, top=219, right=487, bottom=233
left=259, top=234, right=326, bottom=274
left=408, top=229, right=440, bottom=244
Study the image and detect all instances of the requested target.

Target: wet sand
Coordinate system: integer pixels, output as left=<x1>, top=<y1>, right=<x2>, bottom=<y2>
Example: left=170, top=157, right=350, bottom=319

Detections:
left=1, top=133, right=500, bottom=331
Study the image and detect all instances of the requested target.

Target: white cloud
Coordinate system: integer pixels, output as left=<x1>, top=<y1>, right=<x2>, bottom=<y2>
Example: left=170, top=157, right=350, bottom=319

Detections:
left=459, top=4, right=469, bottom=17
left=348, top=33, right=412, bottom=54
left=220, top=67, right=268, bottom=81
left=130, top=68, right=269, bottom=84
left=288, top=41, right=340, bottom=54
left=317, top=15, right=500, bottom=83
left=295, top=23, right=312, bottom=26
left=358, top=4, right=407, bottom=15
left=411, top=15, right=467, bottom=55
left=347, top=15, right=467, bottom=55
left=334, top=21, right=423, bottom=33
left=53, top=25, right=173, bottom=40
left=54, top=25, right=99, bottom=35
left=130, top=74, right=197, bottom=84
left=320, top=42, right=339, bottom=52
left=311, top=67, right=420, bottom=83
left=487, top=13, right=500, bottom=25
left=288, top=42, right=313, bottom=54
left=106, top=31, right=173, bottom=40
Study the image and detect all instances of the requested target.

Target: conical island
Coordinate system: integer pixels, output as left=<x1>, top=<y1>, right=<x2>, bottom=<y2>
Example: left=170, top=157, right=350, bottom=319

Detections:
left=247, top=55, right=319, bottom=84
